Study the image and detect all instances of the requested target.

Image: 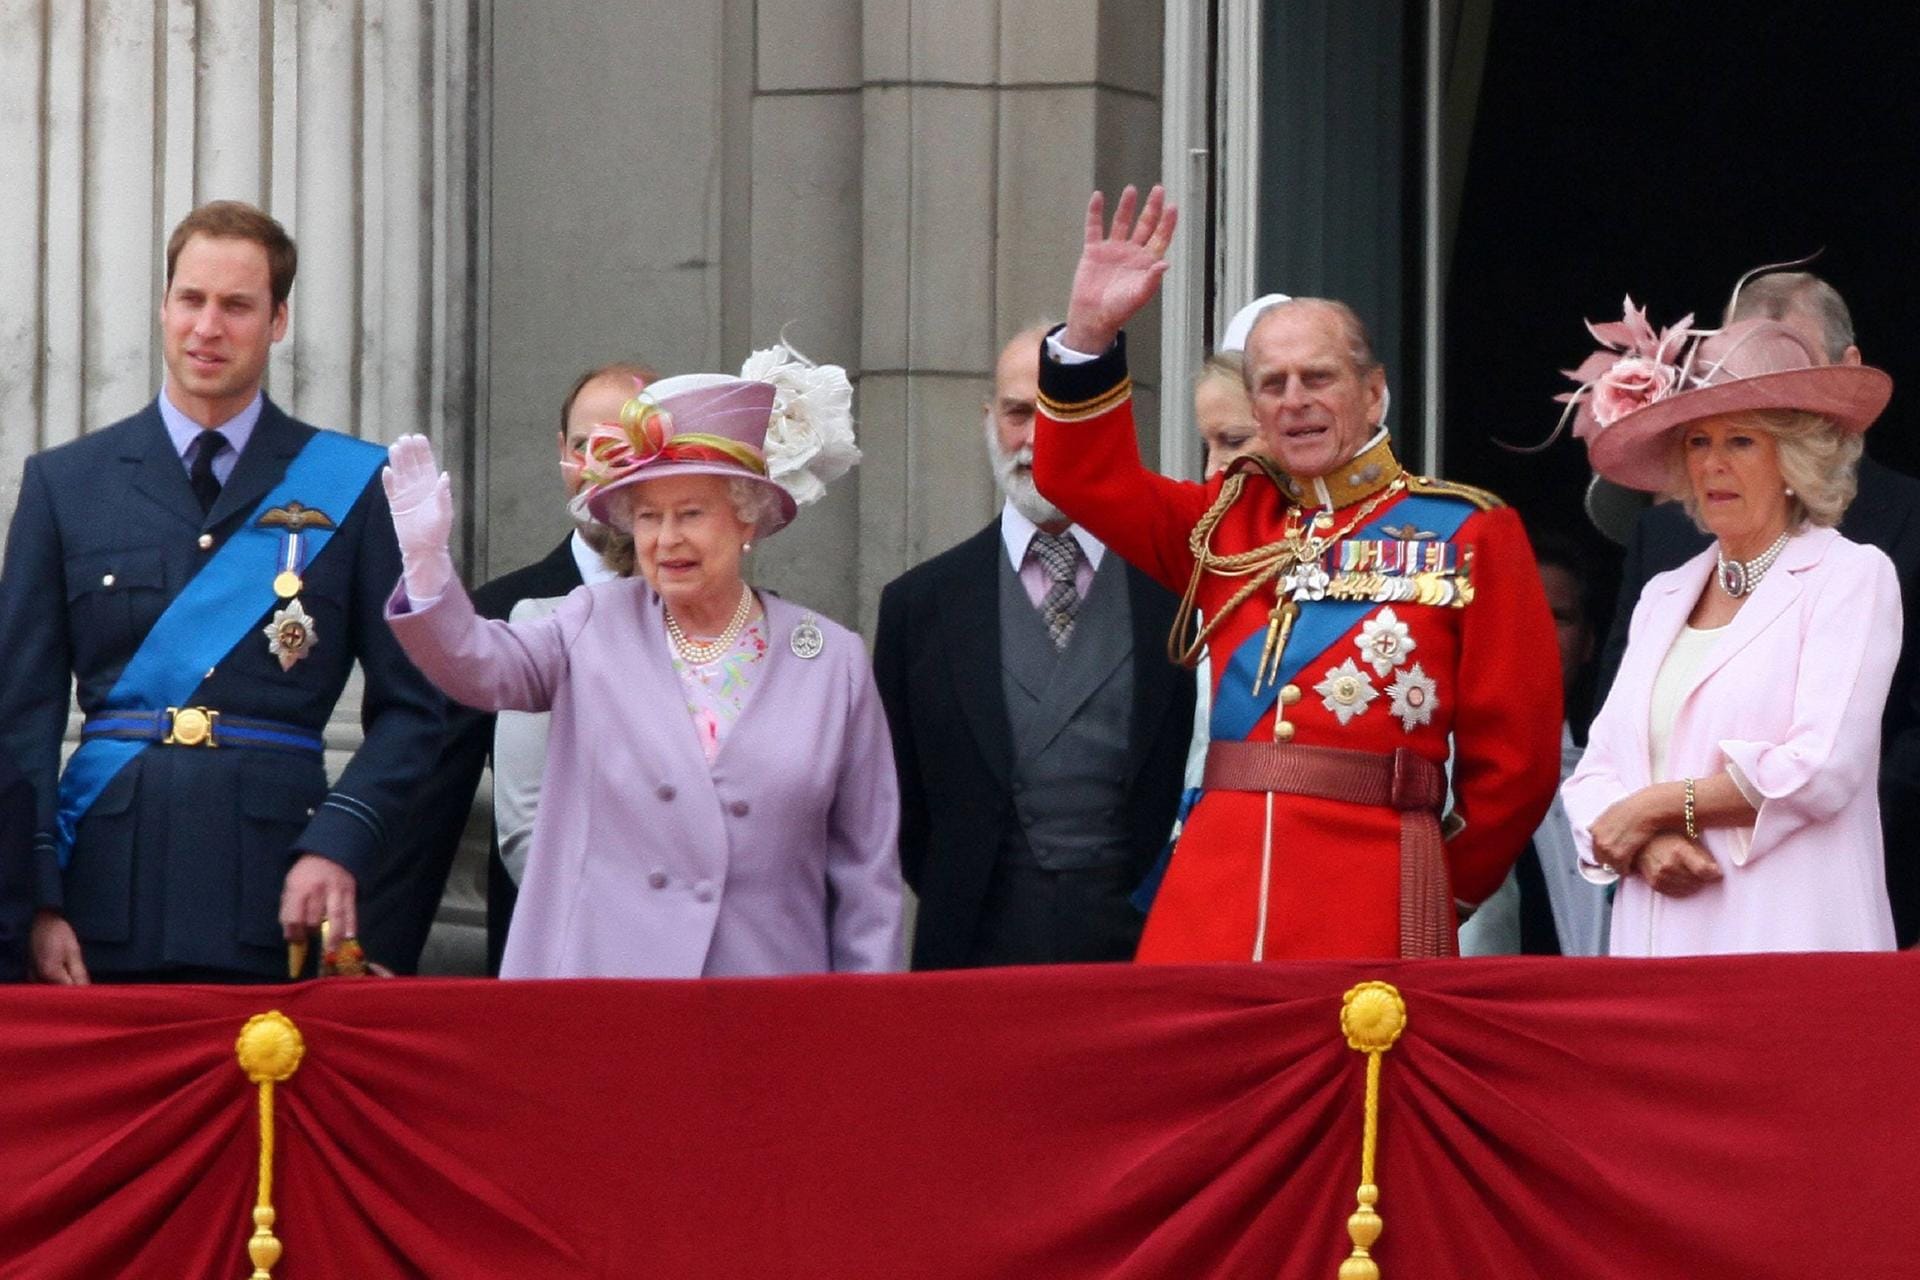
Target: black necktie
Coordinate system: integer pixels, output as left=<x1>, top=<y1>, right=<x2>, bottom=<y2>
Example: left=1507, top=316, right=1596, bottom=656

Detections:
left=189, top=431, right=229, bottom=514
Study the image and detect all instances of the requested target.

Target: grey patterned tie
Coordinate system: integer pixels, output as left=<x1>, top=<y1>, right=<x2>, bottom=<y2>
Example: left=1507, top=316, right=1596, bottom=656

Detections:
left=1029, top=531, right=1084, bottom=650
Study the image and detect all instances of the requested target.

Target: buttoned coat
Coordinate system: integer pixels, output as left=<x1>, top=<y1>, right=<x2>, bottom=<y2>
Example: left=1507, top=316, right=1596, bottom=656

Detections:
left=0, top=400, right=446, bottom=977
left=386, top=578, right=903, bottom=978
left=1563, top=526, right=1900, bottom=954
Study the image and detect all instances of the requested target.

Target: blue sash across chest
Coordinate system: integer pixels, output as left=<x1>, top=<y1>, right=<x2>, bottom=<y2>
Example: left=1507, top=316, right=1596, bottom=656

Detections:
left=53, top=431, right=386, bottom=865
left=1209, top=494, right=1473, bottom=743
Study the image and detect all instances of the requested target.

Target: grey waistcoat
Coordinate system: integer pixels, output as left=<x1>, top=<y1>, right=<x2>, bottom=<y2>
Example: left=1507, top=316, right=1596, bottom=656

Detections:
left=997, top=545, right=1136, bottom=871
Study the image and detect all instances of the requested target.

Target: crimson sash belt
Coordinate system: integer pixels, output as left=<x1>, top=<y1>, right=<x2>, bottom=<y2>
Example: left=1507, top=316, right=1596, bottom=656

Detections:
left=1201, top=742, right=1456, bottom=957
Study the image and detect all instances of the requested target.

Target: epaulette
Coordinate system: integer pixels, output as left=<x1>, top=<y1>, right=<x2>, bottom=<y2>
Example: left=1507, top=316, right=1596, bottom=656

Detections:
left=1405, top=474, right=1505, bottom=511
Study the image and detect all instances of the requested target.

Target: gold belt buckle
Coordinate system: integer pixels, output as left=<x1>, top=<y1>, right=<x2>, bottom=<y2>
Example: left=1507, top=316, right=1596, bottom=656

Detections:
left=164, top=705, right=219, bottom=747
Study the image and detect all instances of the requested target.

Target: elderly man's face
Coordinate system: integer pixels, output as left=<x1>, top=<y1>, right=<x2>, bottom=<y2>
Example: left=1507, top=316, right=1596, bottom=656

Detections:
left=1245, top=304, right=1385, bottom=479
left=990, top=335, right=1042, bottom=459
left=985, top=329, right=1067, bottom=527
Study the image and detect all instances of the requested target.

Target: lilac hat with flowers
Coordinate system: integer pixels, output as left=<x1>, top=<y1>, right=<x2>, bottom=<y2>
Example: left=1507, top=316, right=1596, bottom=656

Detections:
left=1559, top=300, right=1891, bottom=493
left=574, top=341, right=861, bottom=536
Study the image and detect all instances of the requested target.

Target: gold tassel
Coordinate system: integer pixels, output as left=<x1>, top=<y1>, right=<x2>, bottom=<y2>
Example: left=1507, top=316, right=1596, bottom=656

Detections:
left=1337, top=982, right=1407, bottom=1280
left=1251, top=600, right=1299, bottom=696
left=235, top=1012, right=306, bottom=1280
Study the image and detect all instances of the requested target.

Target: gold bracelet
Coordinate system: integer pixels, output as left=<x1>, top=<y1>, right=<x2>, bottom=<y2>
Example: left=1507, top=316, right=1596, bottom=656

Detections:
left=1683, top=777, right=1698, bottom=841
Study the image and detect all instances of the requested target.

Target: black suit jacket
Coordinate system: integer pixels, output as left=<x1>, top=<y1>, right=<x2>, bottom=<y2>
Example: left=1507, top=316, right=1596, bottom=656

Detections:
left=0, top=399, right=446, bottom=977
left=872, top=521, right=1196, bottom=969
left=0, top=753, right=32, bottom=981
left=362, top=535, right=585, bottom=973
left=1596, top=456, right=1920, bottom=944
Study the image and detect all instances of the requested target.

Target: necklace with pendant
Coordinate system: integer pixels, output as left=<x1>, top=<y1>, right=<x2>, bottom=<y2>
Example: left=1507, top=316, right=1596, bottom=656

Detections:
left=1716, top=529, right=1792, bottom=598
left=665, top=584, right=755, bottom=665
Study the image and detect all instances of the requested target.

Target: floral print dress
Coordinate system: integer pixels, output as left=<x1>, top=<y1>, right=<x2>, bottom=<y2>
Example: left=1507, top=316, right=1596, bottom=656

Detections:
left=671, top=621, right=770, bottom=763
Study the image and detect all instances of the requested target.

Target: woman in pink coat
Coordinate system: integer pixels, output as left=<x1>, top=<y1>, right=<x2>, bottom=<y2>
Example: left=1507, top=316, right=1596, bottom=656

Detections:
left=380, top=356, right=903, bottom=977
left=1559, top=299, right=1899, bottom=954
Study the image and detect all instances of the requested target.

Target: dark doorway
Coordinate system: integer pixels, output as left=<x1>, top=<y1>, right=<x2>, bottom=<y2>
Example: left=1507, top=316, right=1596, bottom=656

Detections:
left=1445, top=2, right=1920, bottom=546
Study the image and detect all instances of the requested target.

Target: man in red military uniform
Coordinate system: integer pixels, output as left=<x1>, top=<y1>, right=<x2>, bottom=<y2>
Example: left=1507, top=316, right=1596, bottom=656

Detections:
left=1032, top=186, right=1562, bottom=959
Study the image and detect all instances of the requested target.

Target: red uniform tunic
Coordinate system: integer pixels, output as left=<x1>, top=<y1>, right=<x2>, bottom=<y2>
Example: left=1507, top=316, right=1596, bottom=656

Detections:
left=1034, top=339, right=1562, bottom=960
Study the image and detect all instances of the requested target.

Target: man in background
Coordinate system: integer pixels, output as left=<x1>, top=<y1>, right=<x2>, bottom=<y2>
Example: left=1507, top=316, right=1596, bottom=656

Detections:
left=874, top=326, right=1194, bottom=968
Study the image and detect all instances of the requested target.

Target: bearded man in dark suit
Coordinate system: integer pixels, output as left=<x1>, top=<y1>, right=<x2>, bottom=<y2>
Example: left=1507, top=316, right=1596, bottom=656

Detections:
left=873, top=327, right=1195, bottom=968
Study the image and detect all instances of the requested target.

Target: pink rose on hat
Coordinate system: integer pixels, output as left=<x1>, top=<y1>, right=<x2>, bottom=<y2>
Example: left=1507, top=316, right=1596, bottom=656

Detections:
left=1555, top=297, right=1696, bottom=441
left=1588, top=355, right=1679, bottom=428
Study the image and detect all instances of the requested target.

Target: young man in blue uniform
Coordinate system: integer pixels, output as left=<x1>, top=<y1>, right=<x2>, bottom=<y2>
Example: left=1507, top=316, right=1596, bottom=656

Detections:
left=0, top=200, right=443, bottom=983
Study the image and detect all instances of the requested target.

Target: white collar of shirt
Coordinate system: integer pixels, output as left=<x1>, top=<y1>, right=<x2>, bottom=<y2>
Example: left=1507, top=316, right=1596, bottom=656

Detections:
left=999, top=501, right=1105, bottom=573
left=157, top=383, right=265, bottom=463
left=569, top=529, right=623, bottom=586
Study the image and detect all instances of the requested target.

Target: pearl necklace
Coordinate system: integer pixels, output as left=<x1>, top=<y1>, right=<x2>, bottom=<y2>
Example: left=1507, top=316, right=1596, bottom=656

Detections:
left=1716, top=530, right=1792, bottom=598
left=664, top=584, right=755, bottom=665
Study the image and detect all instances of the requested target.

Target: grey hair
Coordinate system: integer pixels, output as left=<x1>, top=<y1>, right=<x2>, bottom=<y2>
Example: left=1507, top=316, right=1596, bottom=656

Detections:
left=726, top=477, right=782, bottom=532
left=1727, top=272, right=1855, bottom=362
left=1667, top=408, right=1862, bottom=532
left=1241, top=297, right=1380, bottom=384
left=595, top=475, right=780, bottom=536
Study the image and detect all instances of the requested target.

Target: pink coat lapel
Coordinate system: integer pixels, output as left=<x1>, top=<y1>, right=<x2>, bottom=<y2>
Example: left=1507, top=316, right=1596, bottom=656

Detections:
left=1677, top=527, right=1832, bottom=706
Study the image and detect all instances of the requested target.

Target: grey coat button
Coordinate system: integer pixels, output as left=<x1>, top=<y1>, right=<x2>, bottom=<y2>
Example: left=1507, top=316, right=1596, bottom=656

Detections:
left=647, top=870, right=669, bottom=890
left=101, top=573, right=115, bottom=587
left=693, top=879, right=716, bottom=903
left=728, top=799, right=749, bottom=817
left=656, top=784, right=676, bottom=801
left=197, top=534, right=214, bottom=550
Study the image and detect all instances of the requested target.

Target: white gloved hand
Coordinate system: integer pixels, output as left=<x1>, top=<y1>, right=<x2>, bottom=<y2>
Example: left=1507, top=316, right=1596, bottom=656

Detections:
left=382, top=434, right=456, bottom=601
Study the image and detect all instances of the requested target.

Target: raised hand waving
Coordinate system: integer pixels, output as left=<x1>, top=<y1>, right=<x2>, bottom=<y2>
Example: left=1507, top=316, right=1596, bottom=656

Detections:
left=1061, top=184, right=1178, bottom=355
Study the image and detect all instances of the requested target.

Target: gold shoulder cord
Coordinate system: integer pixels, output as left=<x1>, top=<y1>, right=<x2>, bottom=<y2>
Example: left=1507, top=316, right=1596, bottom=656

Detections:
left=1167, top=463, right=1407, bottom=694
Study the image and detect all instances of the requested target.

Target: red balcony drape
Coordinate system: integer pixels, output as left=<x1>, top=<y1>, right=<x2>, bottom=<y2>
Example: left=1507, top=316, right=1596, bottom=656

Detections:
left=1, top=955, right=1915, bottom=1278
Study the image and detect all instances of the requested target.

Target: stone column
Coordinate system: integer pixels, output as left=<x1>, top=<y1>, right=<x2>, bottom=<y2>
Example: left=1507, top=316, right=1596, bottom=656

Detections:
left=0, top=0, right=486, bottom=558
left=856, top=0, right=1165, bottom=630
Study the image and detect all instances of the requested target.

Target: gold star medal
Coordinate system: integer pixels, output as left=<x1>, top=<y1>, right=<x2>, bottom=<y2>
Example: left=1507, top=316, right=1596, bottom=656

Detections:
left=265, top=598, right=318, bottom=670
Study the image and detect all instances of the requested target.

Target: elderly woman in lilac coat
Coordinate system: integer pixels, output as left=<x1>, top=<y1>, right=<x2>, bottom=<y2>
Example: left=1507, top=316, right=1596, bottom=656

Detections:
left=381, top=360, right=903, bottom=977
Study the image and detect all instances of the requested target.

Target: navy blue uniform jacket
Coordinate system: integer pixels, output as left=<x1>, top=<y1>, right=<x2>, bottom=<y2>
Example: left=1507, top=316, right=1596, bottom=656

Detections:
left=0, top=399, right=445, bottom=977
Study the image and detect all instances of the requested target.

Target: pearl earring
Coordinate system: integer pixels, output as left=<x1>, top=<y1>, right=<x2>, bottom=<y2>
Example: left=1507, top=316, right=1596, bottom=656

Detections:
left=743, top=542, right=753, bottom=553
left=1784, top=486, right=1795, bottom=497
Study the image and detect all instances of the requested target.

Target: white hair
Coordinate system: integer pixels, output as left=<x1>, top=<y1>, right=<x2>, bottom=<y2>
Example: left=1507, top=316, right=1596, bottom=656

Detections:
left=726, top=477, right=782, bottom=531
left=594, top=473, right=779, bottom=535
left=982, top=411, right=1066, bottom=527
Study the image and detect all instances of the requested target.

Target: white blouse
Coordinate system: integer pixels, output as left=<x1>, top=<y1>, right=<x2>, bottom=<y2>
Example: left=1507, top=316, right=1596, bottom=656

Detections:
left=1647, top=624, right=1724, bottom=782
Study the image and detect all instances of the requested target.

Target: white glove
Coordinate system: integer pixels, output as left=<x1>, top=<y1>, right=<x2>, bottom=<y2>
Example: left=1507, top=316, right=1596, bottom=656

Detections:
left=382, top=434, right=456, bottom=601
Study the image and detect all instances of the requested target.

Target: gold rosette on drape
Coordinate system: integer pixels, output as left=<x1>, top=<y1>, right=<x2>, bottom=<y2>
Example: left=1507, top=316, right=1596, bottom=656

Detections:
left=235, top=1011, right=305, bottom=1279
left=1337, top=982, right=1406, bottom=1280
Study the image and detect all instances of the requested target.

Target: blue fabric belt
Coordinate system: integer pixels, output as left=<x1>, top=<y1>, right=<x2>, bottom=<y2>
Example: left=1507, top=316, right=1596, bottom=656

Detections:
left=81, top=710, right=325, bottom=754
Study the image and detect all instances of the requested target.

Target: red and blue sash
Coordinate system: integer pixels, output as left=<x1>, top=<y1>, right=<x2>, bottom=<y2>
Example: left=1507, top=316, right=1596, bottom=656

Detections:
left=1209, top=494, right=1474, bottom=743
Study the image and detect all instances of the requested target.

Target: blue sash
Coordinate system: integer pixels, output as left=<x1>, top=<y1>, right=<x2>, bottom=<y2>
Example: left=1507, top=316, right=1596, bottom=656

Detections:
left=54, top=432, right=385, bottom=865
left=1209, top=494, right=1474, bottom=743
